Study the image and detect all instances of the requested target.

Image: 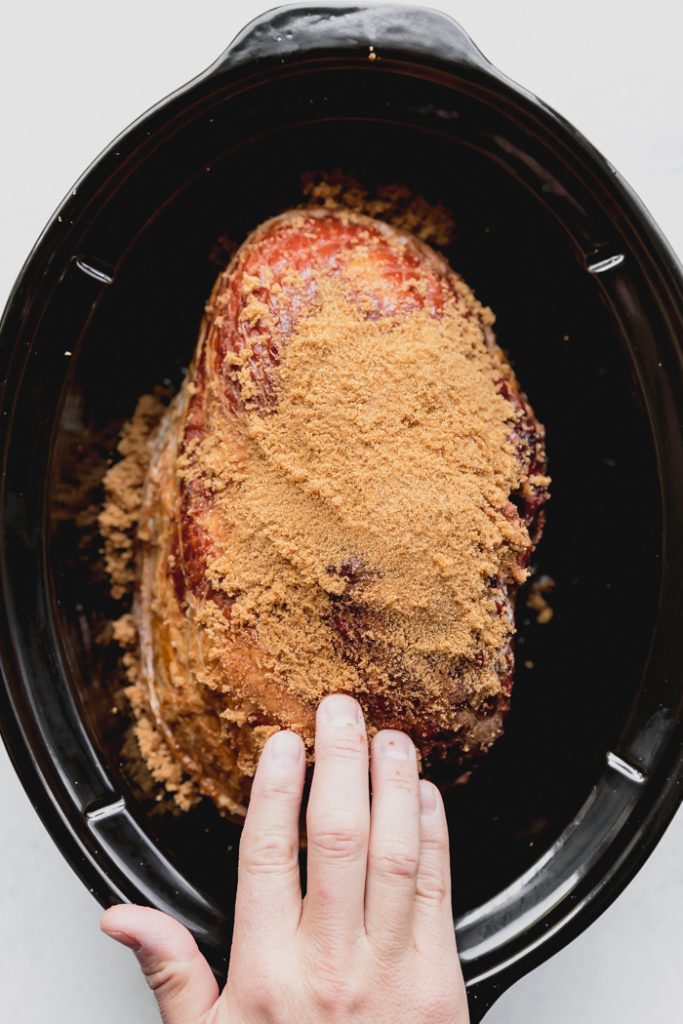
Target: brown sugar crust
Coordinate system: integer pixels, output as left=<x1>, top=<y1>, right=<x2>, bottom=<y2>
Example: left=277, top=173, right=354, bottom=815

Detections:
left=103, top=206, right=549, bottom=815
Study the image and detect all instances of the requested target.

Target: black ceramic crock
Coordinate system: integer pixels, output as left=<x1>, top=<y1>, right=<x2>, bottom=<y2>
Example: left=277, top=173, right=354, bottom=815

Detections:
left=1, top=5, right=681, bottom=1020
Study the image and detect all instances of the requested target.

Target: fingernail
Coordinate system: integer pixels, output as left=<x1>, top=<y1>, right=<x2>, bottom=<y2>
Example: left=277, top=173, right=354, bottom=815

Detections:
left=105, top=929, right=142, bottom=952
left=318, top=693, right=363, bottom=729
left=268, top=730, right=303, bottom=763
left=419, top=780, right=438, bottom=815
left=377, top=730, right=414, bottom=760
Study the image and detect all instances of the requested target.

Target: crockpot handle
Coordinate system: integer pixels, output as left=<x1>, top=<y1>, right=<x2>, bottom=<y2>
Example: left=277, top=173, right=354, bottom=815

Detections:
left=210, top=3, right=490, bottom=75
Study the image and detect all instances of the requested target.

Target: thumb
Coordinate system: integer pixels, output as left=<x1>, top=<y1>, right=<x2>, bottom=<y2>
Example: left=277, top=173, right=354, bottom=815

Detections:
left=101, top=904, right=219, bottom=1024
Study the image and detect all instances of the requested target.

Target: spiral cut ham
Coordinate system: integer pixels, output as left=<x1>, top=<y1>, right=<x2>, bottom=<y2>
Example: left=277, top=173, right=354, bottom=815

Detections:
left=114, top=206, right=549, bottom=815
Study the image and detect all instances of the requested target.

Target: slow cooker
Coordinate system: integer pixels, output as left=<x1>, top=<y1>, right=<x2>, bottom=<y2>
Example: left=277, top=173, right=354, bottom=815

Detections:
left=0, top=5, right=681, bottom=1019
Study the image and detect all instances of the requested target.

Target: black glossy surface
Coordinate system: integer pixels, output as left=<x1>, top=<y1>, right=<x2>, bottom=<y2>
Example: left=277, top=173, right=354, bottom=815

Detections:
left=0, top=5, right=681, bottom=1021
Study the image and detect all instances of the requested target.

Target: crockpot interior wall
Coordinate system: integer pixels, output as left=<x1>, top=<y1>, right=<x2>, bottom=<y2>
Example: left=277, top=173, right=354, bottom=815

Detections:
left=47, top=64, right=660, bottom=919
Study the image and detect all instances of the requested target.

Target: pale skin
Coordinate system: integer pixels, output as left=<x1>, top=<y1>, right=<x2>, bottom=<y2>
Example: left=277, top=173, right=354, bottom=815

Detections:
left=101, top=693, right=470, bottom=1023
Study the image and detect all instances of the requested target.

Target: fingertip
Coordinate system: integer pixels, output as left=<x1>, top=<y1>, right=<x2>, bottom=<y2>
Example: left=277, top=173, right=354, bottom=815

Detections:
left=317, top=692, right=364, bottom=731
left=100, top=902, right=150, bottom=935
left=251, top=729, right=306, bottom=801
left=371, top=729, right=417, bottom=764
left=418, top=780, right=442, bottom=817
left=263, top=728, right=305, bottom=763
left=100, top=904, right=198, bottom=960
left=100, top=904, right=141, bottom=948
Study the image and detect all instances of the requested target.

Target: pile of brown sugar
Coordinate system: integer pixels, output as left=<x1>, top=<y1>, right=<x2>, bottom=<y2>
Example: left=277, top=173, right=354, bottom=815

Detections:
left=101, top=204, right=548, bottom=815
left=196, top=281, right=525, bottom=707
left=300, top=170, right=456, bottom=245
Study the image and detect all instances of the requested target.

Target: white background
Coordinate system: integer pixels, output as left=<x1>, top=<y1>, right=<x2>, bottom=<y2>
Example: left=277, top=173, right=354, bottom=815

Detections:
left=1, top=2, right=681, bottom=1021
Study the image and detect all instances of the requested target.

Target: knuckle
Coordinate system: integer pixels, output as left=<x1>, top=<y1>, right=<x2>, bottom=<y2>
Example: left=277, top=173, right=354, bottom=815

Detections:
left=240, top=827, right=298, bottom=875
left=142, top=959, right=189, bottom=998
left=231, top=962, right=290, bottom=1018
left=381, top=774, right=417, bottom=795
left=308, top=819, right=367, bottom=861
left=421, top=830, right=449, bottom=854
left=325, top=735, right=366, bottom=760
left=370, top=841, right=419, bottom=880
left=309, top=973, right=363, bottom=1015
left=256, top=776, right=302, bottom=801
left=416, top=867, right=448, bottom=903
left=246, top=975, right=279, bottom=1017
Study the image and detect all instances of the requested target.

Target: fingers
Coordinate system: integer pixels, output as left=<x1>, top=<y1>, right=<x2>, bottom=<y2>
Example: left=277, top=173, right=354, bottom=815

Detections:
left=302, top=694, right=370, bottom=952
left=364, top=730, right=420, bottom=955
left=101, top=904, right=219, bottom=1024
left=413, top=780, right=457, bottom=956
left=235, top=730, right=306, bottom=946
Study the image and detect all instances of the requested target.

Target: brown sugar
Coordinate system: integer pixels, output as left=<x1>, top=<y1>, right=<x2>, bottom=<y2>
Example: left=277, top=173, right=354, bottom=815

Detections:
left=300, top=171, right=456, bottom=246
left=99, top=394, right=165, bottom=599
left=526, top=574, right=556, bottom=624
left=192, top=276, right=523, bottom=714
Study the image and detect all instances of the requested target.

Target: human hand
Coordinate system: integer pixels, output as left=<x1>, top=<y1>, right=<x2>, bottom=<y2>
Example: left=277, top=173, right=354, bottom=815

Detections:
left=101, top=693, right=469, bottom=1023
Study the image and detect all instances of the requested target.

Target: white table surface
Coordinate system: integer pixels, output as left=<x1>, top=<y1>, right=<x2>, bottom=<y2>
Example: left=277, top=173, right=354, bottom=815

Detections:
left=1, top=2, right=681, bottom=1021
